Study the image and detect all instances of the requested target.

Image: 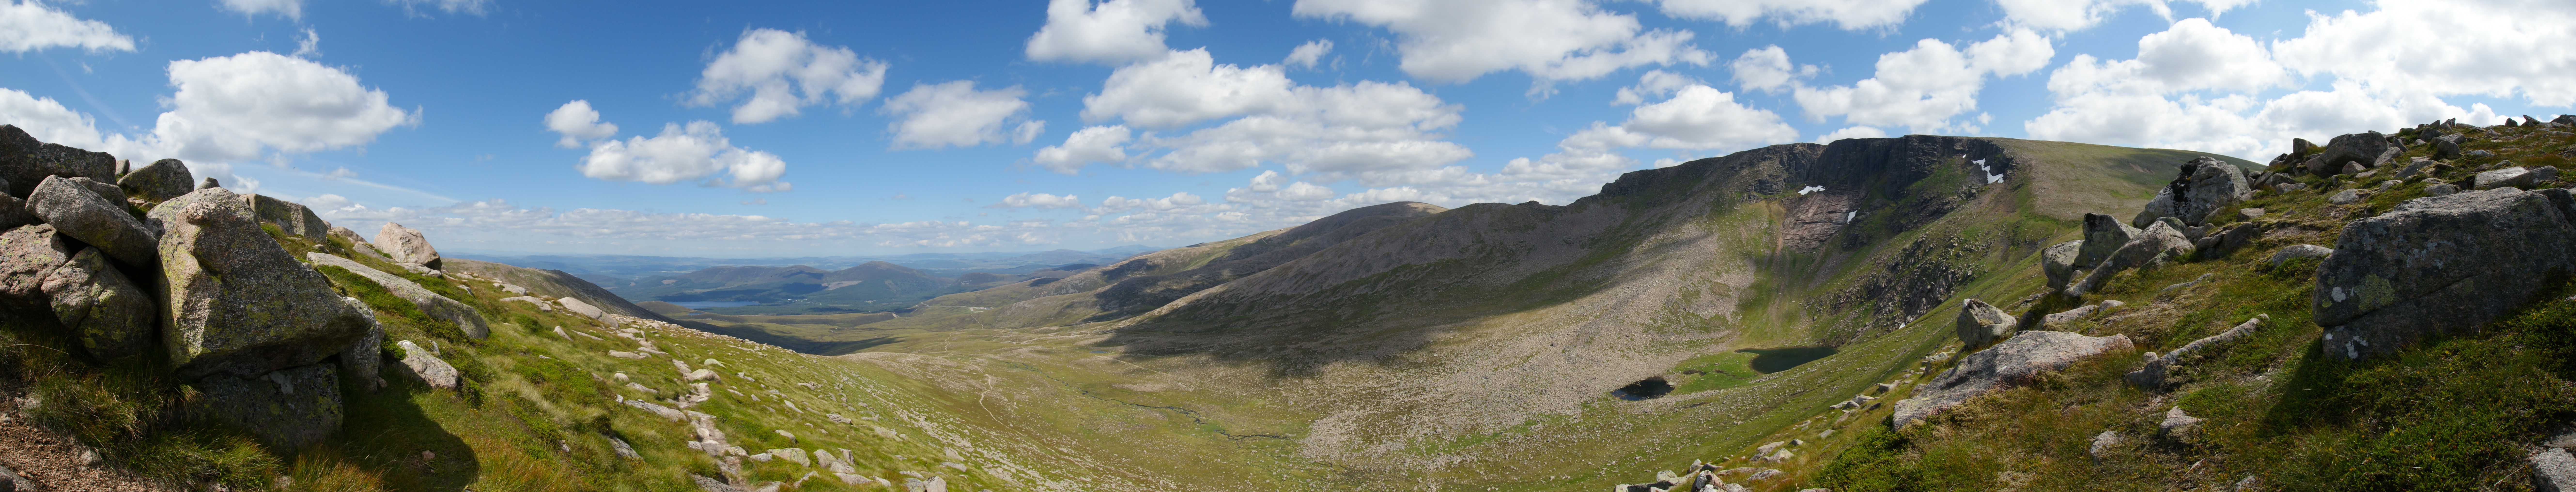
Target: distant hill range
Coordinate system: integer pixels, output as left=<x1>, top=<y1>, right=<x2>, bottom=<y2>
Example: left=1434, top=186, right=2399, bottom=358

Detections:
left=454, top=247, right=1151, bottom=315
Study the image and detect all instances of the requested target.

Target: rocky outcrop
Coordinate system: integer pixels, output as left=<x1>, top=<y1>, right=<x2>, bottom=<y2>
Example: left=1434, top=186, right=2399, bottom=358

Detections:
left=194, top=363, right=342, bottom=452
left=371, top=222, right=441, bottom=269
left=307, top=252, right=491, bottom=339
left=114, top=159, right=193, bottom=203
left=2304, top=131, right=2397, bottom=176
left=149, top=188, right=374, bottom=379
left=27, top=176, right=157, bottom=267
left=0, top=125, right=115, bottom=198
left=2314, top=187, right=2576, bottom=359
left=2134, top=157, right=2252, bottom=227
left=41, top=248, right=153, bottom=360
left=2074, top=213, right=2137, bottom=268
left=392, top=340, right=459, bottom=389
left=2065, top=221, right=2194, bottom=297
left=1893, top=331, right=2133, bottom=427
left=246, top=194, right=330, bottom=238
left=339, top=302, right=385, bottom=391
left=1954, top=299, right=2015, bottom=348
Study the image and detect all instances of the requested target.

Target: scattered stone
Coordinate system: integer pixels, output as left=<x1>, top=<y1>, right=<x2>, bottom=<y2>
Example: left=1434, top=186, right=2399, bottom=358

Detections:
left=2127, top=317, right=2264, bottom=390
left=501, top=296, right=555, bottom=311
left=2089, top=430, right=2123, bottom=461
left=1955, top=299, right=2016, bottom=348
left=611, top=437, right=640, bottom=459
left=306, top=252, right=491, bottom=339
left=2066, top=221, right=2195, bottom=297
left=2159, top=406, right=2205, bottom=444
left=2315, top=187, right=2576, bottom=359
left=2304, top=132, right=2395, bottom=176
left=2041, top=305, right=2099, bottom=328
left=2272, top=182, right=2306, bottom=193
left=149, top=188, right=373, bottom=379
left=2425, top=183, right=2460, bottom=197
left=2475, top=166, right=2542, bottom=189
left=2236, top=208, right=2264, bottom=221
left=0, top=125, right=115, bottom=198
left=2327, top=188, right=2361, bottom=205
left=2395, top=157, right=2436, bottom=178
left=2135, top=157, right=2254, bottom=227
left=371, top=222, right=442, bottom=269
left=692, top=475, right=747, bottom=492
left=196, top=363, right=342, bottom=452
left=2266, top=244, right=2331, bottom=267
left=393, top=340, right=460, bottom=389
left=115, top=158, right=193, bottom=203
left=1893, top=331, right=2134, bottom=427
left=2041, top=240, right=2083, bottom=290
left=1748, top=469, right=1782, bottom=481
left=622, top=398, right=685, bottom=421
left=2098, top=299, right=2124, bottom=309
left=559, top=296, right=607, bottom=320
left=27, top=176, right=158, bottom=267
left=2537, top=448, right=2576, bottom=492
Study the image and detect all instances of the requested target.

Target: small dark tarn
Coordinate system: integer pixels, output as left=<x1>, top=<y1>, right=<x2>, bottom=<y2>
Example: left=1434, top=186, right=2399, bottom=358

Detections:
left=1738, top=346, right=1838, bottom=373
left=1613, top=377, right=1673, bottom=400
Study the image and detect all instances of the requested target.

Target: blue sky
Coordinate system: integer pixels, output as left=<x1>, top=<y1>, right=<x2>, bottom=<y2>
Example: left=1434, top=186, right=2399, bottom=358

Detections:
left=3, top=0, right=2568, bottom=257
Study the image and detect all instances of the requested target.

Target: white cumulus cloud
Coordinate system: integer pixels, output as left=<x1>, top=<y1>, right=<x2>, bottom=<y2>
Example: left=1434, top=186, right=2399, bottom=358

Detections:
left=1790, top=29, right=2052, bottom=133
left=880, top=81, right=1037, bottom=150
left=543, top=100, right=618, bottom=148
left=1291, top=0, right=1711, bottom=87
left=1284, top=39, right=1333, bottom=68
left=1654, top=0, right=1928, bottom=30
left=1996, top=0, right=2259, bottom=32
left=690, top=29, right=889, bottom=125
left=991, top=192, right=1085, bottom=210
left=1815, top=125, right=1888, bottom=143
left=1025, top=0, right=1207, bottom=65
left=217, top=0, right=301, bottom=18
left=575, top=121, right=789, bottom=192
left=155, top=51, right=420, bottom=163
left=1072, top=49, right=1472, bottom=183
left=1, top=0, right=135, bottom=53
left=1034, top=125, right=1133, bottom=174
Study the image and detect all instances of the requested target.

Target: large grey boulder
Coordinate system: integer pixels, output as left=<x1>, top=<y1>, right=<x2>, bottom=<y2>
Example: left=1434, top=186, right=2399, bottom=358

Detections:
left=307, top=252, right=490, bottom=339
left=2041, top=240, right=2083, bottom=290
left=392, top=340, right=459, bottom=389
left=2304, top=132, right=2395, bottom=175
left=65, top=177, right=122, bottom=206
left=0, top=194, right=32, bottom=230
left=0, top=125, right=115, bottom=199
left=2134, top=157, right=2254, bottom=227
left=2075, top=213, right=2137, bottom=268
left=371, top=222, right=441, bottom=269
left=338, top=299, right=385, bottom=392
left=2537, top=448, right=2576, bottom=492
left=1893, top=331, right=2133, bottom=427
left=1955, top=299, right=2016, bottom=348
left=558, top=296, right=606, bottom=320
left=245, top=194, right=329, bottom=238
left=2473, top=166, right=2547, bottom=190
left=2314, top=187, right=2576, bottom=359
left=2267, top=244, right=2332, bottom=267
left=2066, top=221, right=2195, bottom=297
left=194, top=363, right=342, bottom=452
left=42, top=248, right=153, bottom=360
left=0, top=225, right=77, bottom=315
left=149, top=188, right=374, bottom=379
left=115, top=159, right=193, bottom=203
left=27, top=176, right=157, bottom=267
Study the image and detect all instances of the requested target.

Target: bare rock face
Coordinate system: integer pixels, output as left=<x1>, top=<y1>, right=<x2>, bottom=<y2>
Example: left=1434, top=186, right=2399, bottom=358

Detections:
left=307, top=252, right=490, bottom=339
left=41, top=248, right=154, bottom=360
left=2315, top=187, right=2576, bottom=359
left=371, top=222, right=441, bottom=269
left=245, top=193, right=330, bottom=238
left=2041, top=240, right=2083, bottom=291
left=115, top=159, right=194, bottom=203
left=2134, top=156, right=2253, bottom=227
left=27, top=176, right=158, bottom=267
left=149, top=188, right=374, bottom=379
left=193, top=363, right=342, bottom=452
left=0, top=224, right=77, bottom=315
left=1893, top=331, right=2134, bottom=427
left=0, top=125, right=116, bottom=199
left=1954, top=298, right=2016, bottom=348
left=338, top=298, right=385, bottom=392
left=2074, top=213, right=2138, bottom=268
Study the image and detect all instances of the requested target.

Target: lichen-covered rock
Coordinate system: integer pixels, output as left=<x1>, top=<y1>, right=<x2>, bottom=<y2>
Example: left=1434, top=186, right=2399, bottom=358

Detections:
left=115, top=159, right=193, bottom=203
left=392, top=340, right=459, bottom=389
left=245, top=194, right=330, bottom=238
left=2041, top=240, right=2083, bottom=290
left=371, top=222, right=441, bottom=269
left=0, top=125, right=115, bottom=199
left=1954, top=298, right=2016, bottom=348
left=2473, top=166, right=2543, bottom=190
left=195, top=363, right=342, bottom=452
left=28, top=176, right=158, bottom=267
left=2125, top=316, right=2264, bottom=390
left=0, top=224, right=77, bottom=313
left=307, top=252, right=490, bottom=339
left=2074, top=213, right=2136, bottom=268
left=2315, top=187, right=2576, bottom=359
left=149, top=187, right=373, bottom=379
left=558, top=296, right=606, bottom=320
left=2303, top=131, right=2395, bottom=176
left=2065, top=221, right=2195, bottom=297
left=339, top=298, right=385, bottom=392
left=42, top=248, right=153, bottom=360
left=2267, top=244, right=2332, bottom=267
left=2134, top=156, right=2254, bottom=227
left=1893, top=331, right=2133, bottom=427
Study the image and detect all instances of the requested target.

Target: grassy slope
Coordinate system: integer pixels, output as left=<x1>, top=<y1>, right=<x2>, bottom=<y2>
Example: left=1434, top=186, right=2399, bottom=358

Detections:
left=1803, top=126, right=2576, bottom=491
